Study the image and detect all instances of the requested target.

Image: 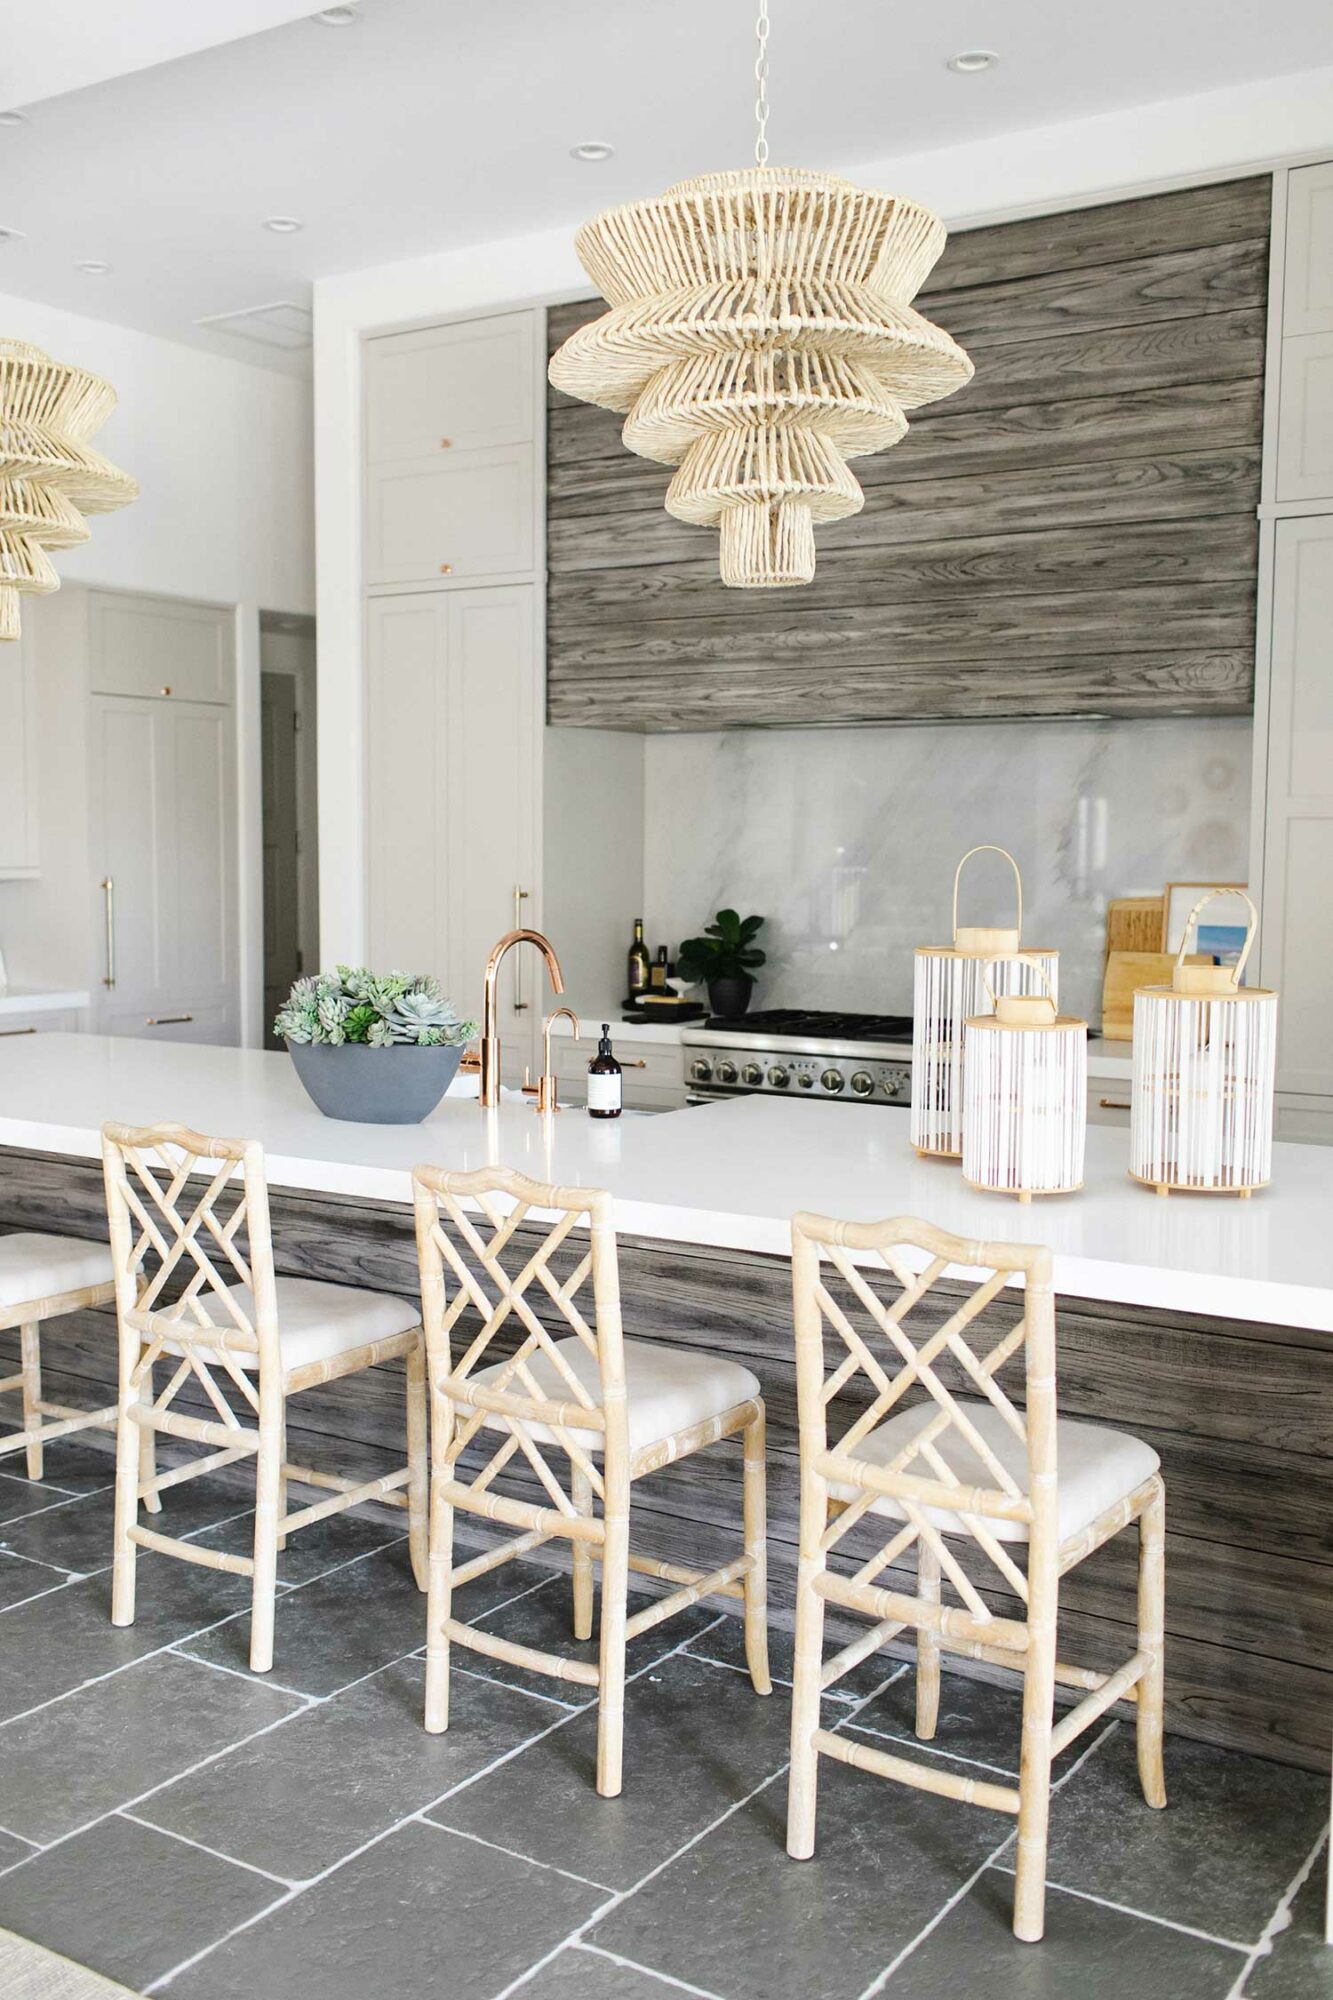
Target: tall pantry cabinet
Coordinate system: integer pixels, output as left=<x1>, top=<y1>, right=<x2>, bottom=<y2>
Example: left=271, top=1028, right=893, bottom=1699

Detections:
left=363, top=310, right=545, bottom=1078
left=1253, top=161, right=1333, bottom=1139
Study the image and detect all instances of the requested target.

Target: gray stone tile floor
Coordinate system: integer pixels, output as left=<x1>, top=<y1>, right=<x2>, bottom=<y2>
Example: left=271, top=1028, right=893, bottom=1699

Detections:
left=0, top=1440, right=1324, bottom=2000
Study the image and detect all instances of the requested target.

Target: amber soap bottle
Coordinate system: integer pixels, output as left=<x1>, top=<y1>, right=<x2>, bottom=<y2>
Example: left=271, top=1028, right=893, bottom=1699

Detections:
left=587, top=1023, right=623, bottom=1119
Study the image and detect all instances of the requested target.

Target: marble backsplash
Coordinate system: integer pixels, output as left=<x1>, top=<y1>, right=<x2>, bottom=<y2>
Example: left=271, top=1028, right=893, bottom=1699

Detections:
left=642, top=717, right=1253, bottom=1027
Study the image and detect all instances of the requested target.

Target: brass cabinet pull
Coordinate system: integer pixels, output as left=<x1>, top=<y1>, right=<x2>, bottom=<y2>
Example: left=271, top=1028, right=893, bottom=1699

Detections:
left=439, top=438, right=452, bottom=449
left=512, top=887, right=530, bottom=1010
left=621, top=1057, right=648, bottom=1069
left=101, top=876, right=115, bottom=988
left=146, top=1014, right=194, bottom=1027
left=1099, top=1097, right=1131, bottom=1111
left=438, top=563, right=453, bottom=575
left=159, top=685, right=172, bottom=697
left=0, top=1026, right=37, bottom=1037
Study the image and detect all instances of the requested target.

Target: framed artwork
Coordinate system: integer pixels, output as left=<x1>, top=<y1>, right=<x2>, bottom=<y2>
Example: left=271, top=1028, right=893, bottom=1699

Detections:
left=1163, top=882, right=1250, bottom=972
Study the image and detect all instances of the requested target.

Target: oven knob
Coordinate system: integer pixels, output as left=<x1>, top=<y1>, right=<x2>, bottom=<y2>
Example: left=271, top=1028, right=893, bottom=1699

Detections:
left=797, top=1072, right=814, bottom=1089
left=850, top=1070, right=875, bottom=1097
left=688, top=1058, right=713, bottom=1084
left=741, top=1062, right=764, bottom=1087
left=821, top=1069, right=845, bottom=1094
left=715, top=1059, right=738, bottom=1085
left=768, top=1065, right=790, bottom=1089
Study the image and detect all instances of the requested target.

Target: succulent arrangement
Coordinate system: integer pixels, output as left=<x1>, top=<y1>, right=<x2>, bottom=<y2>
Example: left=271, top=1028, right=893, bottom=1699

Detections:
left=274, top=967, right=476, bottom=1049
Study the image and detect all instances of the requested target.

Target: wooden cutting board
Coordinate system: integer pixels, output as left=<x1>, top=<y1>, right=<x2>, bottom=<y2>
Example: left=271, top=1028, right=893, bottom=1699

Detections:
left=1105, top=895, right=1166, bottom=959
left=1101, top=949, right=1174, bottom=1041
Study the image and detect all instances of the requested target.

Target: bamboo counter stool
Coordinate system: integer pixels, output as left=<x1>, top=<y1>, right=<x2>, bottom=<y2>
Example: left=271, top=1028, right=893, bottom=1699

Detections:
left=786, top=1211, right=1167, bottom=1943
left=0, top=1233, right=121, bottom=1479
left=412, top=1164, right=771, bottom=1797
left=101, top=1122, right=428, bottom=1673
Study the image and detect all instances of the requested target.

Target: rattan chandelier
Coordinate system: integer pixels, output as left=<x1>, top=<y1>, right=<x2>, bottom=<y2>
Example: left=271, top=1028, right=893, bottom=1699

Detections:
left=548, top=0, right=974, bottom=588
left=0, top=338, right=138, bottom=640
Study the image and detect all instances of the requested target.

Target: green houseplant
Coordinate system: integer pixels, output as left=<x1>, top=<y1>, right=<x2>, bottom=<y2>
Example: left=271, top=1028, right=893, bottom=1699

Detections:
left=677, top=910, right=766, bottom=1020
left=275, top=967, right=477, bottom=1124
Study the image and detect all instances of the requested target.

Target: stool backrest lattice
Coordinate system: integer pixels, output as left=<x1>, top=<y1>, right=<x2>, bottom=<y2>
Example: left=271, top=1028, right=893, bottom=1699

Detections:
left=790, top=1211, right=1057, bottom=1631
left=411, top=1164, right=628, bottom=1516
left=101, top=1122, right=280, bottom=1412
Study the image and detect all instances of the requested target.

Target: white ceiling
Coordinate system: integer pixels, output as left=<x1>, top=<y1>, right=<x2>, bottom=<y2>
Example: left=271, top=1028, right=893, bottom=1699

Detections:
left=2, top=0, right=1331, bottom=374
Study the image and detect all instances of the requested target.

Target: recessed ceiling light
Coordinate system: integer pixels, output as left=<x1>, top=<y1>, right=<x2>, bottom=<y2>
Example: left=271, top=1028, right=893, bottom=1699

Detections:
left=75, top=259, right=110, bottom=275
left=0, top=225, right=25, bottom=243
left=570, top=141, right=615, bottom=163
left=311, top=5, right=357, bottom=22
left=0, top=110, right=27, bottom=127
left=946, top=49, right=999, bottom=73
left=263, top=215, right=303, bottom=233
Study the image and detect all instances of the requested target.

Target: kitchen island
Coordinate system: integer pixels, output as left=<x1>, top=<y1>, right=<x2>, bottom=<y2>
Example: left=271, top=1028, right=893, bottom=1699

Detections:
left=0, top=1034, right=1328, bottom=1769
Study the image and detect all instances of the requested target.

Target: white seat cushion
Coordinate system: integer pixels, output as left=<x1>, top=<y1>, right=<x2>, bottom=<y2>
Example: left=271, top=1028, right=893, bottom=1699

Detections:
left=829, top=1399, right=1159, bottom=1546
left=459, top=1336, right=760, bottom=1459
left=163, top=1277, right=419, bottom=1374
left=0, top=1231, right=114, bottom=1309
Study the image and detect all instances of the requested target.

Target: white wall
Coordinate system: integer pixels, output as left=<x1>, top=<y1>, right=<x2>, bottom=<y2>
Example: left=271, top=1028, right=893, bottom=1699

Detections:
left=0, top=291, right=315, bottom=1042
left=313, top=63, right=1333, bottom=961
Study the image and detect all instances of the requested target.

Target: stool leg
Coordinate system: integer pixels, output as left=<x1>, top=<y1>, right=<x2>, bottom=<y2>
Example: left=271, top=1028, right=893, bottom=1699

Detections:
left=424, top=1407, right=454, bottom=1735
left=1013, top=1595, right=1057, bottom=1942
left=249, top=1375, right=283, bottom=1674
left=111, top=1351, right=141, bottom=1629
left=915, top=1538, right=941, bottom=1740
left=742, top=1404, right=771, bottom=1696
left=19, top=1323, right=42, bottom=1481
left=139, top=1358, right=161, bottom=1515
left=276, top=1410, right=288, bottom=1553
left=1137, top=1476, right=1167, bottom=1810
left=405, top=1342, right=428, bottom=1593
left=787, top=1542, right=825, bottom=1859
left=571, top=1461, right=594, bottom=1642
left=596, top=1490, right=629, bottom=1798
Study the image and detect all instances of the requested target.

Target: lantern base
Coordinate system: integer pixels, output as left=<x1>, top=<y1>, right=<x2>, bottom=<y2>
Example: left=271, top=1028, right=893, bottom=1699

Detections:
left=912, top=1143, right=962, bottom=1162
left=962, top=1177, right=1084, bottom=1202
left=1129, top=1171, right=1265, bottom=1198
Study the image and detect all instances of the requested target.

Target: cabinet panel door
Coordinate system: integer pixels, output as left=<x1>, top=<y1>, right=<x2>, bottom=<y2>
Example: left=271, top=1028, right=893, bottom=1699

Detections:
left=89, top=592, right=232, bottom=704
left=445, top=588, right=539, bottom=1045
left=365, top=445, right=534, bottom=587
left=89, top=698, right=168, bottom=1010
left=364, top=315, right=534, bottom=462
left=365, top=595, right=448, bottom=975
left=1276, top=331, right=1333, bottom=503
left=1261, top=517, right=1333, bottom=1097
left=171, top=705, right=236, bottom=1006
left=1283, top=163, right=1333, bottom=338
left=0, top=625, right=37, bottom=876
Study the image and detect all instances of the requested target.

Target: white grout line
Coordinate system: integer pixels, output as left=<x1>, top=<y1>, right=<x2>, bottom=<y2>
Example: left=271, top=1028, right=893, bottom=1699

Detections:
left=1225, top=1821, right=1330, bottom=1999
left=843, top=1715, right=1022, bottom=1782
left=451, top=1661, right=584, bottom=1712
left=0, top=1543, right=82, bottom=1577
left=853, top=1718, right=1122, bottom=2000
left=166, top=1645, right=316, bottom=1702
left=577, top=1938, right=731, bottom=2000
left=419, top=1815, right=615, bottom=1894
left=119, top=1810, right=298, bottom=1890
left=989, top=1862, right=1253, bottom=1953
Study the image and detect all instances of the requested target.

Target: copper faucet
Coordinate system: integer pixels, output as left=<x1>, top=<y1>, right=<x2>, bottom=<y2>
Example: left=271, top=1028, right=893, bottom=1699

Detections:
left=479, top=929, right=565, bottom=1107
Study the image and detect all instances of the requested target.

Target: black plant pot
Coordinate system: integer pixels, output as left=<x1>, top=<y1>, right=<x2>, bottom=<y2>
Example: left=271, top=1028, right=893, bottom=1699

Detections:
left=707, top=974, right=754, bottom=1021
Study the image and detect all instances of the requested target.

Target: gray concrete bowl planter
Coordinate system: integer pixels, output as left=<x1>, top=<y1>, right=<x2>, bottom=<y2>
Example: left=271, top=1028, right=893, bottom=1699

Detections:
left=286, top=1040, right=464, bottom=1124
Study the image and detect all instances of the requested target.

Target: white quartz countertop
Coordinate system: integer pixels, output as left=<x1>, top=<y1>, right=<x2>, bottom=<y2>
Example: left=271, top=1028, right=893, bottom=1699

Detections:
left=0, top=1034, right=1327, bottom=1331
left=0, top=987, right=90, bottom=1017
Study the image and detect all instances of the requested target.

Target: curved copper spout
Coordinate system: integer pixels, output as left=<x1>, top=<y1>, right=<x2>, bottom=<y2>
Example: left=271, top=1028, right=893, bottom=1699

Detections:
left=479, top=928, right=565, bottom=1107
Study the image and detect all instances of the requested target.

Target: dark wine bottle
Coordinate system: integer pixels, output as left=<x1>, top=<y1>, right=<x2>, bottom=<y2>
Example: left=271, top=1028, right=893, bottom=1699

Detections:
left=650, top=944, right=669, bottom=991
left=627, top=917, right=651, bottom=999
left=587, top=1023, right=623, bottom=1119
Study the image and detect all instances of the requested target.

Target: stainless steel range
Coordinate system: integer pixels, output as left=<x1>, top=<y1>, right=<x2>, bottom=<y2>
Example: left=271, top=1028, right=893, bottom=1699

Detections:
left=681, top=1010, right=914, bottom=1106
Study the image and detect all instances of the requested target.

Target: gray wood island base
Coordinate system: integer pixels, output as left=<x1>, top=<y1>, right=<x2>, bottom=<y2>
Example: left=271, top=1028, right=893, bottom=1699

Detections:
left=1, top=1144, right=1327, bottom=1776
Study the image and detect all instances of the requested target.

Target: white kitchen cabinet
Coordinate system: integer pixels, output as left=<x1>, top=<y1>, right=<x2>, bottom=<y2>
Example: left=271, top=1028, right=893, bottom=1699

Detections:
left=88, top=693, right=239, bottom=1045
left=1275, top=332, right=1333, bottom=503
left=88, top=589, right=232, bottom=704
left=0, top=625, right=39, bottom=878
left=363, top=312, right=537, bottom=589
left=551, top=1030, right=687, bottom=1112
left=1257, top=515, right=1333, bottom=1100
left=366, top=585, right=540, bottom=1076
left=1283, top=162, right=1333, bottom=338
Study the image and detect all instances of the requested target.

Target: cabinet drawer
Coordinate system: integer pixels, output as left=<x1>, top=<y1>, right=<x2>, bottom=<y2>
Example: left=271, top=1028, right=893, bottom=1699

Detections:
left=365, top=445, right=535, bottom=587
left=0, top=1010, right=80, bottom=1038
left=365, top=315, right=535, bottom=463
left=553, top=1037, right=685, bottom=1109
left=1087, top=1082, right=1131, bottom=1128
left=1284, top=163, right=1333, bottom=338
left=1274, top=1093, right=1333, bottom=1146
left=103, top=1003, right=235, bottom=1046
left=89, top=592, right=233, bottom=704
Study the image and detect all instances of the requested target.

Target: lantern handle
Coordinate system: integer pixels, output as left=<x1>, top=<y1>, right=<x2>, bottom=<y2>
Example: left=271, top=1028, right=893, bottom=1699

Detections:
left=976, top=951, right=1057, bottom=1015
left=1175, top=888, right=1258, bottom=987
left=952, top=845, right=1022, bottom=945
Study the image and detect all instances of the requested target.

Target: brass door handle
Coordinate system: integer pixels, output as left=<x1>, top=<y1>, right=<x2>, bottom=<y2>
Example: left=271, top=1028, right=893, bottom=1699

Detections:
left=621, top=1058, right=648, bottom=1069
left=146, top=1014, right=193, bottom=1027
left=101, top=876, right=115, bottom=988
left=1099, top=1097, right=1131, bottom=1111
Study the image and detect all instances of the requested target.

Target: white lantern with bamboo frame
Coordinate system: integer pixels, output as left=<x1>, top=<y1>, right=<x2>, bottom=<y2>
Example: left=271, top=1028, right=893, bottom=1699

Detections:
left=1129, top=890, right=1276, bottom=1198
left=911, top=846, right=1059, bottom=1160
left=962, top=959, right=1087, bottom=1203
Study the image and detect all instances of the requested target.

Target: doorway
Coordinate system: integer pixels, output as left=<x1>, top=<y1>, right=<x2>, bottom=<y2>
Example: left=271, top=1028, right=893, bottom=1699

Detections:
left=260, top=612, right=319, bottom=1048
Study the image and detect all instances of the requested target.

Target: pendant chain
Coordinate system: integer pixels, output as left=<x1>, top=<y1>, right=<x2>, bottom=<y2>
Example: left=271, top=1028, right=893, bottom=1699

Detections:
left=754, top=0, right=770, bottom=168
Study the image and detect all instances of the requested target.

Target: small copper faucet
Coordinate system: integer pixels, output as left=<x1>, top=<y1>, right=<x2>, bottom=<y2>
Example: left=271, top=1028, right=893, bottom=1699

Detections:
left=479, top=929, right=565, bottom=1107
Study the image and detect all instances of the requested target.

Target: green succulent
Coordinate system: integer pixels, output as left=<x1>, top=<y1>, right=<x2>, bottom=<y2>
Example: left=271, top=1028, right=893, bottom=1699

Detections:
left=274, top=967, right=476, bottom=1049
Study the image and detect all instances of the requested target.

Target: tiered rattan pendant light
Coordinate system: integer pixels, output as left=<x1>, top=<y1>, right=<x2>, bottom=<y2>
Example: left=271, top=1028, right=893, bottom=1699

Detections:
left=547, top=0, right=974, bottom=588
left=0, top=338, right=138, bottom=640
